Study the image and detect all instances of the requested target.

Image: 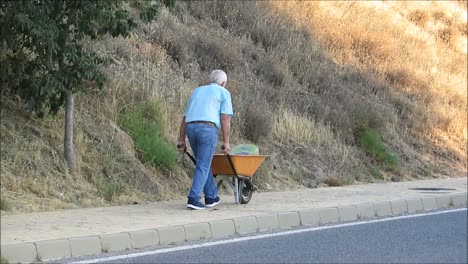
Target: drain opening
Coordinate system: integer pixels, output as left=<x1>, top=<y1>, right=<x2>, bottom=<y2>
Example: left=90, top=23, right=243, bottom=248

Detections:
left=408, top=187, right=456, bottom=191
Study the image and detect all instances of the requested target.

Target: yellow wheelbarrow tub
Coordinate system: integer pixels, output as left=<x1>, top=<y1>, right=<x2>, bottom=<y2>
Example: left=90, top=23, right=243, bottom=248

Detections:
left=211, top=154, right=268, bottom=177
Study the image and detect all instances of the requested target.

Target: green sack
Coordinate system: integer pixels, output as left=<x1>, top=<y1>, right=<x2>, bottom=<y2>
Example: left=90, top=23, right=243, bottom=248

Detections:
left=231, top=144, right=259, bottom=155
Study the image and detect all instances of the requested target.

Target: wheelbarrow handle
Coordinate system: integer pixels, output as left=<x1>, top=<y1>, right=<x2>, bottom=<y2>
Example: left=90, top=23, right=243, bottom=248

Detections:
left=185, top=151, right=196, bottom=164
left=221, top=146, right=238, bottom=177
left=177, top=143, right=195, bottom=164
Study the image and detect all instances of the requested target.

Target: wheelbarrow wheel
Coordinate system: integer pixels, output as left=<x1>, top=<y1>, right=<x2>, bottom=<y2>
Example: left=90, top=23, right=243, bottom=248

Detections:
left=240, top=179, right=253, bottom=204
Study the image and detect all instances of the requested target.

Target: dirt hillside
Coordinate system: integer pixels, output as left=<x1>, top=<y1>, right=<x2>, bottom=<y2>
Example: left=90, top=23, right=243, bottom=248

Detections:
left=1, top=1, right=466, bottom=213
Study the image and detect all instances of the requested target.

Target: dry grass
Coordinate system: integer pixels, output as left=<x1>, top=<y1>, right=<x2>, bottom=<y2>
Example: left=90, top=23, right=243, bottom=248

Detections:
left=437, top=27, right=460, bottom=47
left=243, top=104, right=273, bottom=142
left=268, top=0, right=466, bottom=159
left=273, top=108, right=334, bottom=147
left=1, top=1, right=466, bottom=212
left=409, top=10, right=430, bottom=27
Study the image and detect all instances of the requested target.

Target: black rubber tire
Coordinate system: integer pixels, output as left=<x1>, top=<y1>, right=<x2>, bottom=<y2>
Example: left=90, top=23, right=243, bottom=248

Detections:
left=240, top=179, right=253, bottom=204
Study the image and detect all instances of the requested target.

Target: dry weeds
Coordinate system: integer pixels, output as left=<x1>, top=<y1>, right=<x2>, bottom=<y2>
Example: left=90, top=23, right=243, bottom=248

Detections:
left=1, top=1, right=466, bottom=212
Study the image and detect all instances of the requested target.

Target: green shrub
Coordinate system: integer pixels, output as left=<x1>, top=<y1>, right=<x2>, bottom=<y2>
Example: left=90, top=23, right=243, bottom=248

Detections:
left=97, top=179, right=124, bottom=202
left=119, top=100, right=178, bottom=170
left=163, top=0, right=176, bottom=9
left=369, top=164, right=384, bottom=180
left=359, top=129, right=398, bottom=168
left=352, top=105, right=383, bottom=139
left=0, top=197, right=11, bottom=211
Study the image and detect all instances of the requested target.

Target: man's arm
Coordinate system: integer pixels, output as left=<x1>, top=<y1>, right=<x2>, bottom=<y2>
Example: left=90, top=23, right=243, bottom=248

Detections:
left=221, top=114, right=231, bottom=154
left=178, top=116, right=187, bottom=153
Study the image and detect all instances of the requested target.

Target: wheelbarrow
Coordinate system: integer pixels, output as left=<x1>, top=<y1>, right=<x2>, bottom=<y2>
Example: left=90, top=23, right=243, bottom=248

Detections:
left=184, top=144, right=267, bottom=204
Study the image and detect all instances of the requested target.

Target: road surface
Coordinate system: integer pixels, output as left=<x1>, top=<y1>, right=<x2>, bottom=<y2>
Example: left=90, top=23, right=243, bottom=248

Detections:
left=65, top=209, right=467, bottom=264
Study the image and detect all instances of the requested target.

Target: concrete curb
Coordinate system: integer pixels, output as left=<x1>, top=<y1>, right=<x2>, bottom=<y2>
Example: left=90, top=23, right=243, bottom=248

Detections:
left=389, top=200, right=408, bottom=215
left=100, top=233, right=131, bottom=253
left=406, top=198, right=424, bottom=213
left=184, top=222, right=211, bottom=241
left=233, top=216, right=258, bottom=235
left=129, top=229, right=159, bottom=249
left=256, top=213, right=280, bottom=232
left=1, top=193, right=466, bottom=263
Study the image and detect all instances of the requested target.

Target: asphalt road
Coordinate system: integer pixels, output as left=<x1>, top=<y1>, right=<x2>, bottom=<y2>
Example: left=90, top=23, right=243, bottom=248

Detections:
left=69, top=209, right=467, bottom=264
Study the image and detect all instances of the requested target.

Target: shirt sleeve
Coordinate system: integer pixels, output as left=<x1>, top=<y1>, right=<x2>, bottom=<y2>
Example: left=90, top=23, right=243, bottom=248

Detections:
left=220, top=89, right=233, bottom=117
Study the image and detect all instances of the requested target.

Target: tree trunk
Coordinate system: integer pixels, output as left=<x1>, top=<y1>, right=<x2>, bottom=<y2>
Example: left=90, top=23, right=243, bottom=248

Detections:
left=64, top=89, right=76, bottom=171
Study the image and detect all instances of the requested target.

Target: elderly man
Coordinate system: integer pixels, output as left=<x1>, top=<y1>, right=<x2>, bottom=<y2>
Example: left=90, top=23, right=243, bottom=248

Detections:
left=178, top=70, right=233, bottom=210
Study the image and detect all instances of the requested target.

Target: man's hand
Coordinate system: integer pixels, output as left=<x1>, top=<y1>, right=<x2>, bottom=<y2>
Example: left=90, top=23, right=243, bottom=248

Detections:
left=177, top=142, right=186, bottom=153
left=221, top=143, right=231, bottom=154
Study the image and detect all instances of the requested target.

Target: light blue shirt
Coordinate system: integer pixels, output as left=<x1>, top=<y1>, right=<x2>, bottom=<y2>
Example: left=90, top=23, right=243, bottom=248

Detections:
left=184, top=83, right=233, bottom=128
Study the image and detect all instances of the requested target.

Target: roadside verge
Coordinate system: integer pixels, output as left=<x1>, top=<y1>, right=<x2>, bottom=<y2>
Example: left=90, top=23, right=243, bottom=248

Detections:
left=1, top=192, right=466, bottom=263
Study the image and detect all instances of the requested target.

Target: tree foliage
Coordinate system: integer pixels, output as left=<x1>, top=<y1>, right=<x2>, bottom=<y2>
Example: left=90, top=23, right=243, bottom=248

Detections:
left=0, top=0, right=174, bottom=170
left=0, top=0, right=164, bottom=116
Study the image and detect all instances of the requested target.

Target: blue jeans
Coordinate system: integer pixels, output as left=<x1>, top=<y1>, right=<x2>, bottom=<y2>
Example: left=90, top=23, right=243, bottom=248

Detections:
left=186, top=123, right=218, bottom=201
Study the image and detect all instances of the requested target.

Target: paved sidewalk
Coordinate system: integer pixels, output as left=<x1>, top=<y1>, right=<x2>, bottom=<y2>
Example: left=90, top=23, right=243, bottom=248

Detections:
left=1, top=177, right=467, bottom=263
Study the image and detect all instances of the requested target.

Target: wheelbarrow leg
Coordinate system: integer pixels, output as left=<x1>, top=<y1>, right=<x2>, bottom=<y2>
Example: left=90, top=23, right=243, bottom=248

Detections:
left=233, top=176, right=240, bottom=204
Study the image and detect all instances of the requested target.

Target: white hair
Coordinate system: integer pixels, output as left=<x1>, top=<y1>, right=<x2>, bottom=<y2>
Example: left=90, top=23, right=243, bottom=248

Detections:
left=209, top=70, right=227, bottom=85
